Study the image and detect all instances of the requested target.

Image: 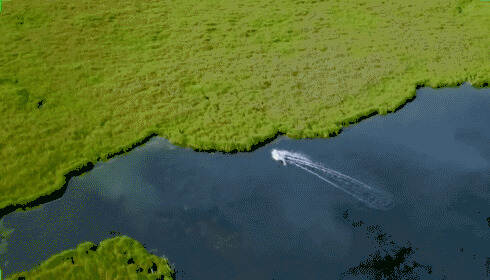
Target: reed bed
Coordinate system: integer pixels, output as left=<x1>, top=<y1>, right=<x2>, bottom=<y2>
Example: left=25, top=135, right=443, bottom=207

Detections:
left=0, top=0, right=488, bottom=212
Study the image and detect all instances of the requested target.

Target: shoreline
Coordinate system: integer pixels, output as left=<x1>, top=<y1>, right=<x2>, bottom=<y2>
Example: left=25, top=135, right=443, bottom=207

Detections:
left=0, top=82, right=487, bottom=220
left=1, top=0, right=488, bottom=227
left=4, top=236, right=175, bottom=280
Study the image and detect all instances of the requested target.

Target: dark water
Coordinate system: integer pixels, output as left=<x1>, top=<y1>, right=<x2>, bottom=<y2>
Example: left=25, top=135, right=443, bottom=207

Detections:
left=1, top=84, right=489, bottom=279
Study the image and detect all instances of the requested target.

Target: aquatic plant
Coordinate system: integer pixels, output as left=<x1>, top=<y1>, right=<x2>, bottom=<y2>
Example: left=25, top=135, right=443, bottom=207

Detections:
left=0, top=0, right=488, bottom=213
left=5, top=236, right=174, bottom=280
left=344, top=245, right=432, bottom=280
left=341, top=216, right=432, bottom=280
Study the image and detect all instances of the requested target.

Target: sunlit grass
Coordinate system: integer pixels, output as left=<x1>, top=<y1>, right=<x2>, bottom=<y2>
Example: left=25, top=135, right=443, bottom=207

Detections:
left=6, top=236, right=174, bottom=280
left=0, top=0, right=488, bottom=211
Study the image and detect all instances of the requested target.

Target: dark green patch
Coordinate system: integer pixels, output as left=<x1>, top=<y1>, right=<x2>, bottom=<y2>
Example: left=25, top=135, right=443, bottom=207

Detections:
left=15, top=89, right=30, bottom=107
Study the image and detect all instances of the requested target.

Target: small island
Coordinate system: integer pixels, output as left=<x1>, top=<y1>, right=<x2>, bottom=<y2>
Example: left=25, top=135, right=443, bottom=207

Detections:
left=6, top=236, right=174, bottom=280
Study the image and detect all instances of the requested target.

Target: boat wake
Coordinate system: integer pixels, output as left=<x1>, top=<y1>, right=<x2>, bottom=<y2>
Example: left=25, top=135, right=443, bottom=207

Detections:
left=271, top=149, right=394, bottom=210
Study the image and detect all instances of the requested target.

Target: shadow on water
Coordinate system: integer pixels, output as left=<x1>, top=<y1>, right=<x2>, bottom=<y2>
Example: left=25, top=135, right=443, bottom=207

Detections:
left=0, top=91, right=401, bottom=221
left=0, top=165, right=88, bottom=222
left=0, top=133, right=159, bottom=221
left=0, top=82, right=481, bottom=221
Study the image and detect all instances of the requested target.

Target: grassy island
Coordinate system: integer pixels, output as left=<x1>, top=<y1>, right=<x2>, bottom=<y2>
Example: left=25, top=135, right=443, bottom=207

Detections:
left=0, top=0, right=488, bottom=213
left=5, top=236, right=174, bottom=280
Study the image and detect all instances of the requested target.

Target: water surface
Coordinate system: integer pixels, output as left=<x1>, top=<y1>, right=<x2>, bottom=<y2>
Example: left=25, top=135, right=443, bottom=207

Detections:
left=1, top=84, right=489, bottom=279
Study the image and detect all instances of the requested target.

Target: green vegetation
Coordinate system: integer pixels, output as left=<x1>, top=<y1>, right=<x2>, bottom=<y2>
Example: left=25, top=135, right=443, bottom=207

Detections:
left=0, top=0, right=488, bottom=212
left=6, top=236, right=174, bottom=280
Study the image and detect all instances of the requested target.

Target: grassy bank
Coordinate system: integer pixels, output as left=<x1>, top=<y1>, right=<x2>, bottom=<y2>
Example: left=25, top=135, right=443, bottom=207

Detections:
left=6, top=236, right=174, bottom=280
left=0, top=0, right=488, bottom=212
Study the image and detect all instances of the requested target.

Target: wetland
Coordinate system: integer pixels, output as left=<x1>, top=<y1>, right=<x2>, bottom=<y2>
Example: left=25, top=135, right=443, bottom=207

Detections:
left=1, top=84, right=489, bottom=279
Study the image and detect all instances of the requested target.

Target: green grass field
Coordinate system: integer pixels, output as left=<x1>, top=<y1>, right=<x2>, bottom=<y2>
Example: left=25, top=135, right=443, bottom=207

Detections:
left=0, top=0, right=488, bottom=214
left=6, top=236, right=174, bottom=280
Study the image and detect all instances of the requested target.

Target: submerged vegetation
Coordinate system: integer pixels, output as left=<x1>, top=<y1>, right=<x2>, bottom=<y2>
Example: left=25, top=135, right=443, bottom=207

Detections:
left=6, top=236, right=174, bottom=280
left=341, top=212, right=432, bottom=280
left=0, top=0, right=488, bottom=211
left=0, top=218, right=15, bottom=256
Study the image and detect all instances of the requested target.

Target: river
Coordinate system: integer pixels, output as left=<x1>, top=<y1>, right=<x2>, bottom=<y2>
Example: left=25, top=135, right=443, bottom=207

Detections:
left=1, top=84, right=489, bottom=279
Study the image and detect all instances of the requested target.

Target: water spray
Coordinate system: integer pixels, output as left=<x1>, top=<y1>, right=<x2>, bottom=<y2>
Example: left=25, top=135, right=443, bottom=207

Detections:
left=271, top=149, right=394, bottom=210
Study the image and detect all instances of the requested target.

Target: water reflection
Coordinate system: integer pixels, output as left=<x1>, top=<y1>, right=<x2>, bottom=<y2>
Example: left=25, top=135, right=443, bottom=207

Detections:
left=1, top=84, right=489, bottom=279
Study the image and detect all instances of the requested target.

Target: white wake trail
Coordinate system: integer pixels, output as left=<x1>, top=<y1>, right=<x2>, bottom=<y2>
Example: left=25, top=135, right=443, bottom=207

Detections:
left=271, top=149, right=394, bottom=210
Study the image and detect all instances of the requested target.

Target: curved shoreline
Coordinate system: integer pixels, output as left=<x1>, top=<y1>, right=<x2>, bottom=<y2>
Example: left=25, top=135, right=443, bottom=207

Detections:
left=1, top=0, right=489, bottom=227
left=1, top=82, right=487, bottom=221
left=0, top=133, right=158, bottom=220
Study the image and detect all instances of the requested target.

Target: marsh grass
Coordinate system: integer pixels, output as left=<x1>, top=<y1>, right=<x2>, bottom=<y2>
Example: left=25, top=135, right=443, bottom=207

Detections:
left=0, top=0, right=488, bottom=211
left=6, top=236, right=174, bottom=280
